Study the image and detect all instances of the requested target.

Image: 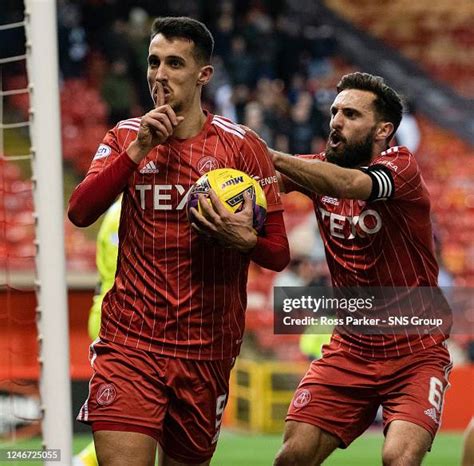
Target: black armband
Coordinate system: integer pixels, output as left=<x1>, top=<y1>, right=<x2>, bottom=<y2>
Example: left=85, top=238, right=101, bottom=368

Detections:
left=360, top=164, right=395, bottom=202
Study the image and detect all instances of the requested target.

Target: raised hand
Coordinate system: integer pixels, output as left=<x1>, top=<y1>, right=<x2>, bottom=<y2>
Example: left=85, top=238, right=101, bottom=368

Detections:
left=127, top=82, right=184, bottom=163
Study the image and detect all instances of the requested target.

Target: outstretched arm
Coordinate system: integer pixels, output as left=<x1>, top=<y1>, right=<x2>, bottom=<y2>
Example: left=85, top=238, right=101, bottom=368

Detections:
left=271, top=149, right=372, bottom=200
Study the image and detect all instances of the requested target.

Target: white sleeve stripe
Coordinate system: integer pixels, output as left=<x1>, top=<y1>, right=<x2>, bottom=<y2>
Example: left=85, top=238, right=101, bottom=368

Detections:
left=118, top=122, right=140, bottom=129
left=118, top=120, right=140, bottom=127
left=213, top=116, right=246, bottom=135
left=213, top=115, right=246, bottom=134
left=118, top=125, right=140, bottom=132
left=211, top=120, right=244, bottom=139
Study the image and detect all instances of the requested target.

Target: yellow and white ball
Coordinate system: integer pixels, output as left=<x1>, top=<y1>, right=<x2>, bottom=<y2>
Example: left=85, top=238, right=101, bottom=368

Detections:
left=187, top=168, right=267, bottom=233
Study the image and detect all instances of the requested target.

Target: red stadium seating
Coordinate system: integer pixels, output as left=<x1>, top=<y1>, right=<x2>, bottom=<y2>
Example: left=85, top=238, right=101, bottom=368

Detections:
left=325, top=0, right=474, bottom=97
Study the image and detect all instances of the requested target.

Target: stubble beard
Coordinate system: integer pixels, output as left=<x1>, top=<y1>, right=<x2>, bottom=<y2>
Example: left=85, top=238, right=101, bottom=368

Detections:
left=172, top=100, right=182, bottom=113
left=326, top=128, right=376, bottom=168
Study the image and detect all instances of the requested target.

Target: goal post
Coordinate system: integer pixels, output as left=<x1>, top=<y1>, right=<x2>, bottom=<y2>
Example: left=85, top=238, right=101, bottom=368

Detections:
left=24, top=0, right=72, bottom=463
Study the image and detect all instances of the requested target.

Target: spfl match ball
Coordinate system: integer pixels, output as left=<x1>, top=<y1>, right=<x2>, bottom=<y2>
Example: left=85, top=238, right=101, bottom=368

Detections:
left=187, top=168, right=267, bottom=233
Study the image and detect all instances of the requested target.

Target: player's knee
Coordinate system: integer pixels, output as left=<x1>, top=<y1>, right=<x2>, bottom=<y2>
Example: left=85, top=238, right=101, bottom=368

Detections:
left=382, top=444, right=426, bottom=466
left=273, top=441, right=319, bottom=466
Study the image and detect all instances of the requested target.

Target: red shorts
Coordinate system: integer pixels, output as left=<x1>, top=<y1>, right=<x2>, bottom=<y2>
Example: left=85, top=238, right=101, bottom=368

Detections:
left=287, top=341, right=452, bottom=448
left=77, top=339, right=233, bottom=464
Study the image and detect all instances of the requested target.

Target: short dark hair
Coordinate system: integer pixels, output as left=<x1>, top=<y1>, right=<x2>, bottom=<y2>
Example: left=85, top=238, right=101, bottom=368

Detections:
left=151, top=16, right=214, bottom=64
left=336, top=72, right=403, bottom=139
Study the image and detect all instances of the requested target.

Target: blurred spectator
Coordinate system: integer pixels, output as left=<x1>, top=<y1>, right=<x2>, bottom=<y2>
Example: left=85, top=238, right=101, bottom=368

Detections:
left=246, top=7, right=278, bottom=80
left=244, top=101, right=273, bottom=146
left=305, top=24, right=337, bottom=79
left=274, top=255, right=329, bottom=288
left=287, top=73, right=307, bottom=105
left=166, top=0, right=200, bottom=18
left=232, top=84, right=252, bottom=123
left=97, top=18, right=134, bottom=65
left=101, top=59, right=136, bottom=124
left=395, top=99, right=421, bottom=153
left=314, top=87, right=337, bottom=139
left=127, top=7, right=151, bottom=112
left=226, top=36, right=257, bottom=87
left=288, top=92, right=324, bottom=154
left=255, top=78, right=290, bottom=145
left=213, top=11, right=234, bottom=58
left=215, top=83, right=238, bottom=122
left=274, top=14, right=302, bottom=84
left=58, top=0, right=88, bottom=78
left=274, top=257, right=307, bottom=287
left=308, top=24, right=337, bottom=61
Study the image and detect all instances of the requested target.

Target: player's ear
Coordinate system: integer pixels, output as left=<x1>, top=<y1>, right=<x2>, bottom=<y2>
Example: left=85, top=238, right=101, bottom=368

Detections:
left=375, top=121, right=394, bottom=142
left=197, top=65, right=213, bottom=86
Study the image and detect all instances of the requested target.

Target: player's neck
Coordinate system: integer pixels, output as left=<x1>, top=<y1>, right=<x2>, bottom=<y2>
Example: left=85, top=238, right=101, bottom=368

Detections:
left=369, top=141, right=388, bottom=162
left=173, top=105, right=207, bottom=140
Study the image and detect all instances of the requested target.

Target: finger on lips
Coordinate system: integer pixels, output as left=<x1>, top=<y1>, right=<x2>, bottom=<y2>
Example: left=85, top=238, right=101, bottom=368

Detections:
left=156, top=81, right=166, bottom=107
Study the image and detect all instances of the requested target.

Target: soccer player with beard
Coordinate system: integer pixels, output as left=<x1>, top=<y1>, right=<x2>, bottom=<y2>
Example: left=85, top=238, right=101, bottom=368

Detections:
left=270, top=73, right=452, bottom=466
left=68, top=17, right=289, bottom=466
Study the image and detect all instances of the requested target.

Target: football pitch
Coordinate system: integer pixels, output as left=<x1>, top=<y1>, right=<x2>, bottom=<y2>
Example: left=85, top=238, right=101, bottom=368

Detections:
left=215, top=430, right=462, bottom=465
left=1, top=429, right=462, bottom=465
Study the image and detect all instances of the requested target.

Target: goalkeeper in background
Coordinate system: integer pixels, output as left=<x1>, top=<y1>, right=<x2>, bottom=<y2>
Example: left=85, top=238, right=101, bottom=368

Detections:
left=74, top=199, right=121, bottom=466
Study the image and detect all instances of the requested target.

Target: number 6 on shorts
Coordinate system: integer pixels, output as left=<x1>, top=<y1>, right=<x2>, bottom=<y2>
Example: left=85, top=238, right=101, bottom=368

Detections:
left=428, top=376, right=444, bottom=411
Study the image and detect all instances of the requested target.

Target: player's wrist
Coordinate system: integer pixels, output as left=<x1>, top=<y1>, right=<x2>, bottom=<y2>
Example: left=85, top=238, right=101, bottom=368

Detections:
left=236, top=232, right=258, bottom=253
left=126, top=140, right=152, bottom=163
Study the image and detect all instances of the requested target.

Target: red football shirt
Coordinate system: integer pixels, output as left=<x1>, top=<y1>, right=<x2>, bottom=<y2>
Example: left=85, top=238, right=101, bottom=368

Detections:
left=284, top=146, right=448, bottom=358
left=86, top=112, right=283, bottom=360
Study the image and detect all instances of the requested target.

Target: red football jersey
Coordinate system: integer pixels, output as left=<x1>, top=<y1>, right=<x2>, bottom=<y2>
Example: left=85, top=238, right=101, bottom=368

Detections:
left=87, top=112, right=283, bottom=360
left=284, top=146, right=448, bottom=358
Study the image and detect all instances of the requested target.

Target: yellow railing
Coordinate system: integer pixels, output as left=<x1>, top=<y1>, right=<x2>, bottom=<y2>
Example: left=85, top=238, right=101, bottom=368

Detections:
left=225, top=359, right=308, bottom=433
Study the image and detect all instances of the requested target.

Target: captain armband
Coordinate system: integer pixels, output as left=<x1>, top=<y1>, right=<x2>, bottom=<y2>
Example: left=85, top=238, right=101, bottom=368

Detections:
left=360, top=164, right=395, bottom=202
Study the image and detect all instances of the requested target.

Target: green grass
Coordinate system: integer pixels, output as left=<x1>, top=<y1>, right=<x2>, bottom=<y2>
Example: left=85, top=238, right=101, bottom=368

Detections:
left=213, top=430, right=462, bottom=466
left=0, top=430, right=462, bottom=465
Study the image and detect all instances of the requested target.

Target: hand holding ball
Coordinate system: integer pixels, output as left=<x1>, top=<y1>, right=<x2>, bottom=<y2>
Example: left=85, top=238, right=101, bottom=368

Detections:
left=187, top=168, right=267, bottom=233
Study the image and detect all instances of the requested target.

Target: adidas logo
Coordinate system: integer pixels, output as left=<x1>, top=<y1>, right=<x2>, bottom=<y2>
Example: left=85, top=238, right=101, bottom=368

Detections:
left=140, top=161, right=159, bottom=174
left=424, top=407, right=438, bottom=424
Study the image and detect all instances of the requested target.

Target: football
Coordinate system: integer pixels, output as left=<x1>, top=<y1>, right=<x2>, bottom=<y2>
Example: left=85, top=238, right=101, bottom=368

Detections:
left=187, top=168, right=267, bottom=233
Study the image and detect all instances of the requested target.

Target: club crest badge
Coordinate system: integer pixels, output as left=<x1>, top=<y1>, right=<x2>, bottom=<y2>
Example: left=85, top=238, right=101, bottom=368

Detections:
left=293, top=389, right=311, bottom=409
left=96, top=383, right=117, bottom=406
left=197, top=156, right=219, bottom=175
